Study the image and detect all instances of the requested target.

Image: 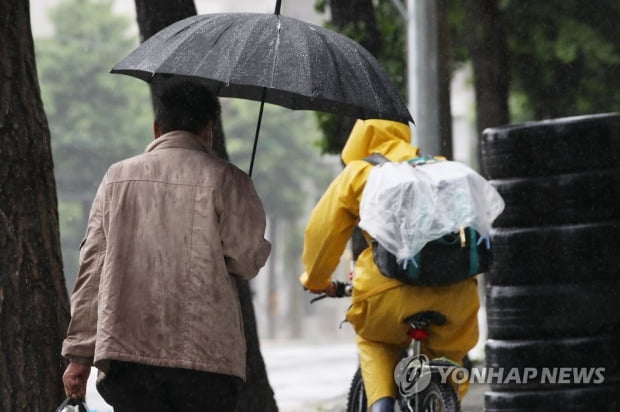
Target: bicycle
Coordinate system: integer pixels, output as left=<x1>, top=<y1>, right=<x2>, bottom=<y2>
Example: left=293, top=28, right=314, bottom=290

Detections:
left=311, top=281, right=462, bottom=412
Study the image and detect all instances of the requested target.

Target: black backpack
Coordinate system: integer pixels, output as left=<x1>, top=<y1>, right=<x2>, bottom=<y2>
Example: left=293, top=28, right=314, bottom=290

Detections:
left=362, top=154, right=492, bottom=286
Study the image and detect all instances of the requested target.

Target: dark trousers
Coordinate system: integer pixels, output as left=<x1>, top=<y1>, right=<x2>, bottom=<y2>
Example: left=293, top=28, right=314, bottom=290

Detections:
left=97, top=361, right=242, bottom=412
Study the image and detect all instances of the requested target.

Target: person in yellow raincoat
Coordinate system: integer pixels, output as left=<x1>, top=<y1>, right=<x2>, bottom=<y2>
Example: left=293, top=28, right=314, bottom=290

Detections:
left=300, top=119, right=480, bottom=411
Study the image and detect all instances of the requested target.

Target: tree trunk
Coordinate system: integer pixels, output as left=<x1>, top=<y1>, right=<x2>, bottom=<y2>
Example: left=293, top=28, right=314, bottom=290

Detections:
left=235, top=274, right=277, bottom=412
left=132, top=2, right=277, bottom=410
left=437, top=0, right=454, bottom=158
left=266, top=218, right=278, bottom=339
left=134, top=0, right=197, bottom=41
left=330, top=0, right=383, bottom=52
left=0, top=1, right=70, bottom=411
left=463, top=0, right=509, bottom=172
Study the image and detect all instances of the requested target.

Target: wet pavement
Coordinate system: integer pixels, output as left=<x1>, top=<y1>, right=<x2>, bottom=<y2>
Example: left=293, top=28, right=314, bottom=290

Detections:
left=261, top=340, right=488, bottom=412
left=286, top=382, right=488, bottom=412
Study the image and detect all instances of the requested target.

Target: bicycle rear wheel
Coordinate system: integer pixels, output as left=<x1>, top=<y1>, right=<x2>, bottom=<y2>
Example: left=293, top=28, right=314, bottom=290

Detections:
left=400, top=380, right=460, bottom=412
left=346, top=367, right=367, bottom=412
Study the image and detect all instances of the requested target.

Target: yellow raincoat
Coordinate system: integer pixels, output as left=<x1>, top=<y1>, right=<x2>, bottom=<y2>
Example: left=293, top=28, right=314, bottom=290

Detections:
left=300, top=119, right=479, bottom=406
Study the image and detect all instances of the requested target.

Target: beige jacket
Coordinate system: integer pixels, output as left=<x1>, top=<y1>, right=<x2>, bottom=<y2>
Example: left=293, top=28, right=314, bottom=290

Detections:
left=62, top=131, right=271, bottom=380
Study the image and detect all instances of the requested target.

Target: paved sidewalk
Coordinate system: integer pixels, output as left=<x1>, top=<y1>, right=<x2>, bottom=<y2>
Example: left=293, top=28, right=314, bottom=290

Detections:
left=462, top=383, right=489, bottom=412
left=287, top=383, right=488, bottom=412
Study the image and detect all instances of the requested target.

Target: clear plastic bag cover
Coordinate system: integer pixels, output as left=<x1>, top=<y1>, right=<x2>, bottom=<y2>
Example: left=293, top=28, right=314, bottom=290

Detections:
left=359, top=161, right=505, bottom=262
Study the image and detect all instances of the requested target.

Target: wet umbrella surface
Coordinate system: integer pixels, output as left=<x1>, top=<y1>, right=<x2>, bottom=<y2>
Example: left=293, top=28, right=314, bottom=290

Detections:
left=112, top=3, right=412, bottom=174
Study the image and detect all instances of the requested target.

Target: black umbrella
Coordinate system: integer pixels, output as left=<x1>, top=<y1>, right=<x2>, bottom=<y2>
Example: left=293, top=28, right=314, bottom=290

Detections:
left=112, top=0, right=412, bottom=176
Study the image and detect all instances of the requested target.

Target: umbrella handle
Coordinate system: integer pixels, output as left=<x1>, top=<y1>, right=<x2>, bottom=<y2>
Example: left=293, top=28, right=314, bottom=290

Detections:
left=248, top=87, right=267, bottom=178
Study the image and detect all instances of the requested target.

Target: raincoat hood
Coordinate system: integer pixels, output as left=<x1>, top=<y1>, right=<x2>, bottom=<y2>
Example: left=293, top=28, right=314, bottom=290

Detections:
left=341, top=119, right=419, bottom=165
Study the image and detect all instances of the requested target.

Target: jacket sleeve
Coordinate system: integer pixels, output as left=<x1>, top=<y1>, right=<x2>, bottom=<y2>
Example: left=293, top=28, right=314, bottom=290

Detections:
left=300, top=163, right=367, bottom=290
left=218, top=166, right=271, bottom=280
left=61, top=176, right=107, bottom=361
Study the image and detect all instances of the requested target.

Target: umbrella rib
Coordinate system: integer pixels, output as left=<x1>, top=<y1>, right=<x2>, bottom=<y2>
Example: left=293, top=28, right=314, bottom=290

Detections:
left=270, top=17, right=282, bottom=88
left=192, top=20, right=235, bottom=81
left=149, top=16, right=211, bottom=78
left=351, top=50, right=379, bottom=118
left=319, top=28, right=390, bottom=119
left=316, top=29, right=344, bottom=101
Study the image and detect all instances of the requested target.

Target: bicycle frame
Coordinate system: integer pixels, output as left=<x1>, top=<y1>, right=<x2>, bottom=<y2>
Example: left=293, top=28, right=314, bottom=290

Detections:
left=395, top=315, right=461, bottom=412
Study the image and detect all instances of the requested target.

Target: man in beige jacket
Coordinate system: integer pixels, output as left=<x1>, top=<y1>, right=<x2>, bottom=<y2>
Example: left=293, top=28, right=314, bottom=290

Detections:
left=61, top=81, right=271, bottom=411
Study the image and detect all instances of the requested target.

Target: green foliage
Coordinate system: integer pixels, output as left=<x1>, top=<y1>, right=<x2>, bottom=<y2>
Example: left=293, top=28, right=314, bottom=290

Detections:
left=35, top=0, right=152, bottom=284
left=56, top=200, right=83, bottom=282
left=373, top=0, right=407, bottom=93
left=37, top=0, right=152, bottom=193
left=315, top=0, right=405, bottom=93
left=223, top=99, right=335, bottom=220
left=223, top=99, right=337, bottom=284
left=446, top=0, right=469, bottom=65
left=497, top=0, right=620, bottom=118
left=316, top=0, right=620, bottom=140
left=314, top=111, right=340, bottom=153
left=314, top=0, right=327, bottom=13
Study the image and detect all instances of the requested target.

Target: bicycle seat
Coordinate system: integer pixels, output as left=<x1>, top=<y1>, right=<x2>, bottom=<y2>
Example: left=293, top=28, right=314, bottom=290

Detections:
left=404, top=311, right=447, bottom=328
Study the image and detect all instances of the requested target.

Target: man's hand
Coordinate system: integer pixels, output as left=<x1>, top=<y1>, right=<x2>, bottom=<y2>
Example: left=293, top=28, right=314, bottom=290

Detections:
left=304, top=281, right=337, bottom=297
left=63, top=361, right=91, bottom=400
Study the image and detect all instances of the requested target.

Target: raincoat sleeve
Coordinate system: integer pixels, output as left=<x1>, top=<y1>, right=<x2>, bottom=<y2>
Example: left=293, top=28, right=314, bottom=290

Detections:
left=62, top=176, right=107, bottom=362
left=300, top=163, right=368, bottom=290
left=218, top=165, right=271, bottom=280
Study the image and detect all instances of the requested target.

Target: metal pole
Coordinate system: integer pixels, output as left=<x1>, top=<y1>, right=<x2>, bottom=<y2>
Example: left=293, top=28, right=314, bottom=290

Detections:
left=413, top=0, right=441, bottom=156
left=389, top=0, right=445, bottom=154
left=406, top=0, right=416, bottom=119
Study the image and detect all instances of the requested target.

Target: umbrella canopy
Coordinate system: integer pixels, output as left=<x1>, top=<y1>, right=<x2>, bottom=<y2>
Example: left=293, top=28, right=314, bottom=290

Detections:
left=112, top=9, right=412, bottom=174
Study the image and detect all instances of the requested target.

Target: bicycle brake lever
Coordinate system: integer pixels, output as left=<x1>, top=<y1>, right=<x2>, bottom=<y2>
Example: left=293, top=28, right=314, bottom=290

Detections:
left=310, top=294, right=328, bottom=304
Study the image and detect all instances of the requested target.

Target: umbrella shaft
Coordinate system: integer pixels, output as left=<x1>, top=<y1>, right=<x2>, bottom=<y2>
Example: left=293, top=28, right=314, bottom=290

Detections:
left=249, top=88, right=267, bottom=178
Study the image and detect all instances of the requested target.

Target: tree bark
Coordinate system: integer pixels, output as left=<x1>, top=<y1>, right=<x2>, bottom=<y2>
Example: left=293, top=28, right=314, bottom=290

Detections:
left=437, top=0, right=454, bottom=158
left=0, top=1, right=70, bottom=411
left=330, top=0, right=383, bottom=52
left=132, top=2, right=276, bottom=410
left=134, top=0, right=197, bottom=41
left=463, top=0, right=509, bottom=171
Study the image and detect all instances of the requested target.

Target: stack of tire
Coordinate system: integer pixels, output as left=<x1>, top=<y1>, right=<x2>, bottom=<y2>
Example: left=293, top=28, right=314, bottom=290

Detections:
left=480, top=113, right=620, bottom=411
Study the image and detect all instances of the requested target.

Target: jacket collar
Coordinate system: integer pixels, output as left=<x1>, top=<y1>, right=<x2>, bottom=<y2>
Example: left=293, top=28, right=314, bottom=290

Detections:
left=146, top=130, right=213, bottom=154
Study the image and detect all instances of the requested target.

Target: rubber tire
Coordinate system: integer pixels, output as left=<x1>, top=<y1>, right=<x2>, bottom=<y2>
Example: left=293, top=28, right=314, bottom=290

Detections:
left=486, top=281, right=620, bottom=339
left=400, top=379, right=460, bottom=412
left=346, top=367, right=367, bottom=412
left=481, top=113, right=620, bottom=179
left=486, top=222, right=620, bottom=286
left=485, top=385, right=620, bottom=411
left=347, top=367, right=461, bottom=412
left=485, top=336, right=620, bottom=391
left=490, top=169, right=620, bottom=227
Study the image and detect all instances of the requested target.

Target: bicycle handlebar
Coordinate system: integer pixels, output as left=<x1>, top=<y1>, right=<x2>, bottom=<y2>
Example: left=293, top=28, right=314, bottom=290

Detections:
left=309, top=281, right=352, bottom=303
